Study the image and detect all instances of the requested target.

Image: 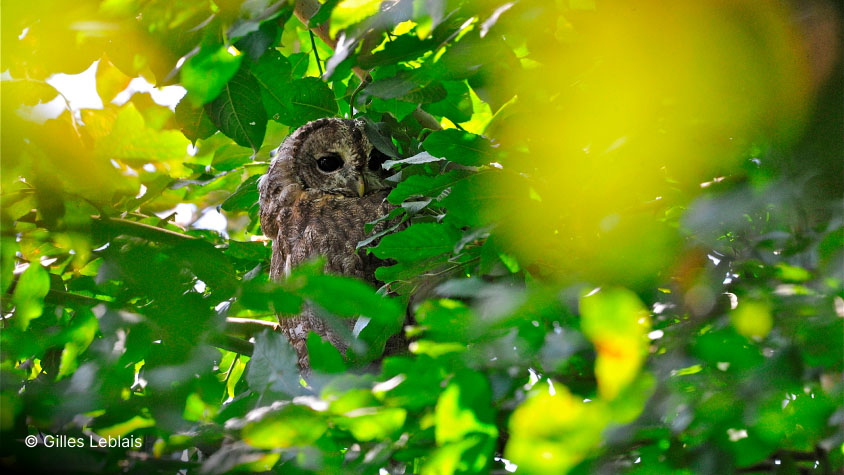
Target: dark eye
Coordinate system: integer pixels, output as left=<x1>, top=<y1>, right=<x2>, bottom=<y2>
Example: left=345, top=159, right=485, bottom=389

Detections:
left=316, top=153, right=343, bottom=172
left=368, top=148, right=389, bottom=171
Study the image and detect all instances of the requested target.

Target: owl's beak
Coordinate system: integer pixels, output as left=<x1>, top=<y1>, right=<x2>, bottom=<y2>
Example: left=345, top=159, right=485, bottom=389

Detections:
left=356, top=176, right=366, bottom=197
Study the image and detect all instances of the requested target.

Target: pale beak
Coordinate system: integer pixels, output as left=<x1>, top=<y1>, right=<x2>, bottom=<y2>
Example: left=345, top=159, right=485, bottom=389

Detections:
left=356, top=176, right=366, bottom=197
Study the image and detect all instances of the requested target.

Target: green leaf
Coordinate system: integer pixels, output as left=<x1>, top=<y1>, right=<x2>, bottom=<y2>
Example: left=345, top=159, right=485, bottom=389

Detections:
left=175, top=98, right=218, bottom=144
left=12, top=264, right=51, bottom=330
left=245, top=330, right=301, bottom=396
left=242, top=405, right=328, bottom=449
left=263, top=77, right=338, bottom=128
left=181, top=46, right=243, bottom=105
left=335, top=407, right=407, bottom=441
left=300, top=274, right=402, bottom=325
left=306, top=331, right=347, bottom=373
left=387, top=169, right=472, bottom=204
left=221, top=174, right=262, bottom=212
left=372, top=223, right=461, bottom=261
left=329, top=0, right=381, bottom=37
left=95, top=103, right=190, bottom=165
left=433, top=371, right=497, bottom=470
left=207, top=68, right=268, bottom=152
left=251, top=49, right=293, bottom=109
left=423, top=81, right=474, bottom=124
left=358, top=35, right=433, bottom=69
left=423, top=129, right=494, bottom=166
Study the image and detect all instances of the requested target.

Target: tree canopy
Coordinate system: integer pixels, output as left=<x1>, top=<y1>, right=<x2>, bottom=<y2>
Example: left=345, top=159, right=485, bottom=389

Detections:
left=1, top=0, right=842, bottom=473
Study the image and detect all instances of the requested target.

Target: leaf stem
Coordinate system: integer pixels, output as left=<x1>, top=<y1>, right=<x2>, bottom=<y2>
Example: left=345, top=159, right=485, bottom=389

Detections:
left=309, top=30, right=324, bottom=77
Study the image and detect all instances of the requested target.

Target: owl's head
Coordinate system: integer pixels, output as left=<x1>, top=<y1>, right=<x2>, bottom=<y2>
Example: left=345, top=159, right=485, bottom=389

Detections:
left=275, top=118, right=392, bottom=198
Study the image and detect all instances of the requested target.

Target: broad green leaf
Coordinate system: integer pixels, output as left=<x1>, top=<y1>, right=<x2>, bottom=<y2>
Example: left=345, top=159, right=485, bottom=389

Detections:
left=358, top=35, right=433, bottom=69
left=329, top=0, right=381, bottom=37
left=423, top=81, right=474, bottom=124
left=245, top=330, right=301, bottom=396
left=300, top=274, right=402, bottom=324
left=251, top=49, right=293, bottom=112
left=221, top=174, right=262, bottom=212
left=307, top=332, right=346, bottom=373
left=175, top=98, right=217, bottom=144
left=423, top=129, right=494, bottom=166
left=95, top=103, right=190, bottom=165
left=12, top=264, right=50, bottom=330
left=181, top=46, right=243, bottom=105
left=335, top=407, right=407, bottom=441
left=505, top=386, right=609, bottom=474
left=243, top=405, right=328, bottom=449
left=207, top=69, right=268, bottom=152
left=433, top=371, right=497, bottom=472
left=263, top=77, right=338, bottom=128
left=387, top=169, right=472, bottom=204
left=372, top=223, right=461, bottom=261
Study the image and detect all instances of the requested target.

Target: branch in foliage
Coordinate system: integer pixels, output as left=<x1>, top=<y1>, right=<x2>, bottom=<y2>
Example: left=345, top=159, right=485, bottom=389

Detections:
left=225, top=317, right=280, bottom=338
left=209, top=333, right=254, bottom=356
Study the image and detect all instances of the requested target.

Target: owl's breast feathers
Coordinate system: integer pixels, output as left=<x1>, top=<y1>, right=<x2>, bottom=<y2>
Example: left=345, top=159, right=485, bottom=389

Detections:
left=264, top=184, right=395, bottom=285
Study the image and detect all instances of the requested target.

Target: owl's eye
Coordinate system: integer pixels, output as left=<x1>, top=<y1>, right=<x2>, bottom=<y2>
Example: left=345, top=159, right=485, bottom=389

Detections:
left=316, top=153, right=343, bottom=173
left=368, top=148, right=389, bottom=171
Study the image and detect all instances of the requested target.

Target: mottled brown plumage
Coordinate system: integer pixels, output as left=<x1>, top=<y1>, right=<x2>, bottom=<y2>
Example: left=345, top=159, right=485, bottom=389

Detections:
left=258, top=118, right=395, bottom=369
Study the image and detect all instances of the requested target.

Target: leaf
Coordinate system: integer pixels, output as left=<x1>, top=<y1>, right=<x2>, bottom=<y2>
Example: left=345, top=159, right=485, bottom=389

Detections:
left=372, top=223, right=461, bottom=261
left=221, top=174, right=262, bottom=212
left=423, top=80, right=473, bottom=124
left=358, top=35, right=433, bottom=69
left=181, top=46, right=243, bottom=105
left=423, top=129, right=494, bottom=166
left=242, top=405, right=328, bottom=449
left=387, top=169, right=472, bottom=204
left=335, top=407, right=407, bottom=441
left=300, top=274, right=402, bottom=325
left=267, top=77, right=338, bottom=128
left=505, top=387, right=609, bottom=474
left=306, top=332, right=347, bottom=373
left=245, top=330, right=301, bottom=396
left=579, top=288, right=650, bottom=400
left=383, top=151, right=443, bottom=169
left=207, top=69, right=268, bottom=152
left=175, top=98, right=217, bottom=144
left=329, top=0, right=381, bottom=37
left=12, top=264, right=51, bottom=330
left=95, top=103, right=190, bottom=165
left=432, top=371, right=497, bottom=471
left=250, top=49, right=293, bottom=108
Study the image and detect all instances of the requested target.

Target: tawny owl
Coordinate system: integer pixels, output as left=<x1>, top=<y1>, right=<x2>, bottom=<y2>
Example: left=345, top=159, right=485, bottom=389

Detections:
left=258, top=118, right=395, bottom=370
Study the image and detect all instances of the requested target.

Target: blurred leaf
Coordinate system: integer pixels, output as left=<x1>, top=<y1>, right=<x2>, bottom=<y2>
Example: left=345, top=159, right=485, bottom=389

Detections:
left=580, top=287, right=650, bottom=400
left=505, top=386, right=609, bottom=474
left=242, top=405, right=328, bottom=449
left=329, top=0, right=381, bottom=37
left=335, top=407, right=407, bottom=441
left=306, top=331, right=347, bottom=373
left=12, top=264, right=50, bottom=330
left=245, top=330, right=301, bottom=396
left=730, top=300, right=773, bottom=340
left=95, top=103, right=190, bottom=165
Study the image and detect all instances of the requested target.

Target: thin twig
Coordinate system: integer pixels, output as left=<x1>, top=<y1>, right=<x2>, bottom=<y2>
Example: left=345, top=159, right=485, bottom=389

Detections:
left=309, top=30, right=324, bottom=77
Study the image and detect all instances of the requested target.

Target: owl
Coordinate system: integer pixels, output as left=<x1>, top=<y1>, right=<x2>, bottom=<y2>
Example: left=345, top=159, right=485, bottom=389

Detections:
left=258, top=118, right=396, bottom=370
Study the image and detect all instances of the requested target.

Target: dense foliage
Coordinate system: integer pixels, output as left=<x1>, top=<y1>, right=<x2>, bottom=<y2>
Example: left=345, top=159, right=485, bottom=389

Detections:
left=1, top=0, right=842, bottom=473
